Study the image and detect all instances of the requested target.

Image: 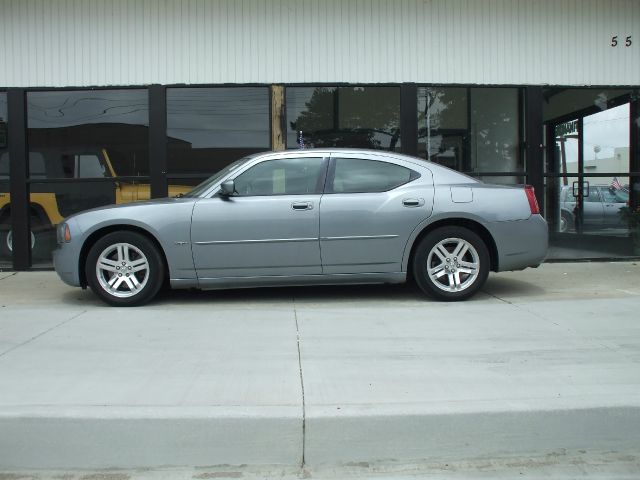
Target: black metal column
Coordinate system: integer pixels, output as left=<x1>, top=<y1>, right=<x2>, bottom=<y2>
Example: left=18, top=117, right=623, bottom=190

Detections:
left=524, top=87, right=545, bottom=214
left=400, top=84, right=418, bottom=157
left=149, top=85, right=167, bottom=199
left=7, top=89, right=30, bottom=270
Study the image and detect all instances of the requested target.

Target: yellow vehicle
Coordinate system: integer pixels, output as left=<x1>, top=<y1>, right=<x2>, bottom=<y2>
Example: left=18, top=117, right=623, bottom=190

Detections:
left=0, top=148, right=191, bottom=259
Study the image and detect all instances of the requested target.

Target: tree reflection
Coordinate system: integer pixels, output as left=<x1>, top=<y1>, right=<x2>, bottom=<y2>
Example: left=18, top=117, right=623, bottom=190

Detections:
left=289, top=87, right=400, bottom=151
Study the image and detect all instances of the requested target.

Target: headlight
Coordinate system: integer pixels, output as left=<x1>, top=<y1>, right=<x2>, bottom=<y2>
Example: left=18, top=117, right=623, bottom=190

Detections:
left=57, top=223, right=71, bottom=243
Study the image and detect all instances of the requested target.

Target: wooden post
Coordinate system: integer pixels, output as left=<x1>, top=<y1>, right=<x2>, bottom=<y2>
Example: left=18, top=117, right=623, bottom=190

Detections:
left=271, top=85, right=285, bottom=151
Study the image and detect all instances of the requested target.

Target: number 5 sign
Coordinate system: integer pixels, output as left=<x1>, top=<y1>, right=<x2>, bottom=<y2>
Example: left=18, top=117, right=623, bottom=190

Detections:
left=611, top=35, right=632, bottom=47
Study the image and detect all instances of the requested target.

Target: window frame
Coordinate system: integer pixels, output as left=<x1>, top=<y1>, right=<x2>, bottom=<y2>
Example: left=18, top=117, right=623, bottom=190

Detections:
left=324, top=156, right=420, bottom=194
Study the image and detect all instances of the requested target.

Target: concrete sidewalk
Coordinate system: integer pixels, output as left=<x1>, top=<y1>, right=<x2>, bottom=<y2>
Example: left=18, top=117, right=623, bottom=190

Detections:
left=0, top=262, right=639, bottom=476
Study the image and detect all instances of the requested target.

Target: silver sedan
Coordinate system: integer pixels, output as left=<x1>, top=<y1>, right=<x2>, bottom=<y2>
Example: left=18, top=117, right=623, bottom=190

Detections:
left=53, top=149, right=548, bottom=306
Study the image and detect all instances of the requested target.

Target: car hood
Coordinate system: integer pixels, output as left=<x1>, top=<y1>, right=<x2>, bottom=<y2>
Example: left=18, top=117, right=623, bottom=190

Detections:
left=64, top=197, right=197, bottom=221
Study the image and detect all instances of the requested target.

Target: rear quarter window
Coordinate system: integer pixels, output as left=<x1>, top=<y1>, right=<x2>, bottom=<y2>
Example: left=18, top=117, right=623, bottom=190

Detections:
left=330, top=158, right=418, bottom=193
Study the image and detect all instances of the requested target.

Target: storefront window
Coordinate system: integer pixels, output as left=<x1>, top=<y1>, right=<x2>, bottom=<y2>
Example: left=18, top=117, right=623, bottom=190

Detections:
left=543, top=87, right=636, bottom=259
left=167, top=87, right=270, bottom=185
left=418, top=87, right=522, bottom=184
left=286, top=87, right=401, bottom=151
left=26, top=89, right=149, bottom=266
left=0, top=93, right=10, bottom=266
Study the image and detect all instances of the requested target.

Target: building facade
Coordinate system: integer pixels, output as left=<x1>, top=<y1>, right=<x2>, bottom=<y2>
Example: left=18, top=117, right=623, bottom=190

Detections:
left=0, top=0, right=639, bottom=269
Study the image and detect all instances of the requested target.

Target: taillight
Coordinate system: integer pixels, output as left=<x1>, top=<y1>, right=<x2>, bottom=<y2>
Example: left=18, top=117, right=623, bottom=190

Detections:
left=524, top=185, right=540, bottom=215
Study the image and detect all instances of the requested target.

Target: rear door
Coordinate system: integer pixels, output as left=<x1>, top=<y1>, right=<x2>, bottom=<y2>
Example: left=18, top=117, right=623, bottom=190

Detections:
left=319, top=153, right=433, bottom=274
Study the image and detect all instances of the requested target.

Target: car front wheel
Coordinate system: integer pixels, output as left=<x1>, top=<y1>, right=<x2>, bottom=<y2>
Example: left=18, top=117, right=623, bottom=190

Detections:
left=85, top=231, right=164, bottom=306
left=413, top=226, right=489, bottom=301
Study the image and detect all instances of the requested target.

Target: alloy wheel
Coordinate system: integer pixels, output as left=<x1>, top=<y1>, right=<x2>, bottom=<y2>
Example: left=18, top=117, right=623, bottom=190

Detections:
left=95, top=242, right=150, bottom=298
left=426, top=237, right=480, bottom=293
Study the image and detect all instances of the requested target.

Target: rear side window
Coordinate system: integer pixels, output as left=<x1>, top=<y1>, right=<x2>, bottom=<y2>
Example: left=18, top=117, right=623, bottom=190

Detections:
left=330, top=158, right=417, bottom=193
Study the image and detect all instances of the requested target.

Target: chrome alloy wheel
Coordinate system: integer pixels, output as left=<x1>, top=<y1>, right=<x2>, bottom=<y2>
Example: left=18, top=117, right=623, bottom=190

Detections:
left=95, top=242, right=150, bottom=299
left=6, top=229, right=36, bottom=252
left=426, top=237, right=480, bottom=293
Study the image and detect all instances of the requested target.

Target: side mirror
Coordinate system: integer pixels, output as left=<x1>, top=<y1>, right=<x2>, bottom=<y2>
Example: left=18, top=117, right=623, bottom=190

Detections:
left=219, top=180, right=235, bottom=196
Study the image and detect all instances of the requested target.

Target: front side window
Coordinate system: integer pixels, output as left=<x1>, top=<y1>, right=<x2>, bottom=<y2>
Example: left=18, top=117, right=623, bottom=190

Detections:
left=233, top=157, right=325, bottom=196
left=330, top=158, right=415, bottom=193
left=585, top=188, right=601, bottom=203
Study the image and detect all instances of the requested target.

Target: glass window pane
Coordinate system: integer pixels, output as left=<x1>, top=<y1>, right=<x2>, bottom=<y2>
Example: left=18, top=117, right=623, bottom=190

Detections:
left=418, top=87, right=468, bottom=170
left=234, top=157, right=324, bottom=196
left=469, top=88, right=521, bottom=174
left=418, top=87, right=522, bottom=181
left=26, top=89, right=149, bottom=266
left=543, top=87, right=636, bottom=260
left=287, top=87, right=401, bottom=151
left=0, top=93, right=10, bottom=266
left=583, top=103, right=630, bottom=188
left=167, top=87, right=270, bottom=177
left=332, top=158, right=413, bottom=193
left=27, top=90, right=149, bottom=178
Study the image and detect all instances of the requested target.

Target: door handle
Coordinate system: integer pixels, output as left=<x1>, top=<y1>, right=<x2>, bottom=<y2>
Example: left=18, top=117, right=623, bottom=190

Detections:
left=402, top=198, right=424, bottom=207
left=291, top=201, right=313, bottom=211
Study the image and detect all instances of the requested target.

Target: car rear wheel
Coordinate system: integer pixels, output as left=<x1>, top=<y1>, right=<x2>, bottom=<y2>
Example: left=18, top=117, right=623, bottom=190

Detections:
left=413, top=226, right=489, bottom=301
left=85, top=231, right=164, bottom=307
left=559, top=212, right=572, bottom=233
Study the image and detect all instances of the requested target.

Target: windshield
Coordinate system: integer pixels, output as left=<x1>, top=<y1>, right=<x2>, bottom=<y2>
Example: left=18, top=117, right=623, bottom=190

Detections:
left=182, top=156, right=255, bottom=198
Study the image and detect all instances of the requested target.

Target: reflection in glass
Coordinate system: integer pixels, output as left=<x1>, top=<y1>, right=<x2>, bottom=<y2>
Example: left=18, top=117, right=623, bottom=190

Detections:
left=418, top=87, right=522, bottom=184
left=418, top=87, right=468, bottom=171
left=544, top=88, right=635, bottom=259
left=542, top=88, right=632, bottom=122
left=234, top=157, right=325, bottom=196
left=286, top=87, right=401, bottom=151
left=0, top=93, right=10, bottom=265
left=583, top=103, right=630, bottom=188
left=167, top=87, right=270, bottom=176
left=28, top=90, right=149, bottom=177
left=470, top=88, right=521, bottom=183
left=332, top=158, right=414, bottom=193
left=26, top=90, right=150, bottom=266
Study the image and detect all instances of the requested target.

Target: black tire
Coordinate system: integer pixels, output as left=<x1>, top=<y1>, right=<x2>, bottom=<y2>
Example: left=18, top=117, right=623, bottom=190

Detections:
left=85, top=231, right=165, bottom=307
left=0, top=218, right=39, bottom=260
left=413, top=226, right=490, bottom=301
left=0, top=224, right=10, bottom=260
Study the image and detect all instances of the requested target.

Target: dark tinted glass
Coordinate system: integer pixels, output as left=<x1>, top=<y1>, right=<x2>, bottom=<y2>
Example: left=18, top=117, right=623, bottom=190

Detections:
left=26, top=90, right=149, bottom=266
left=234, top=157, right=324, bottom=196
left=167, top=87, right=270, bottom=182
left=27, top=90, right=149, bottom=178
left=287, top=87, right=401, bottom=151
left=418, top=87, right=522, bottom=185
left=418, top=87, right=468, bottom=170
left=0, top=93, right=9, bottom=266
left=331, top=158, right=413, bottom=193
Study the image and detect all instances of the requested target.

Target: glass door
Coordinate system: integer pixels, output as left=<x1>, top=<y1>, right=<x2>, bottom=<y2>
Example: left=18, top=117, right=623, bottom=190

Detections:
left=547, top=101, right=633, bottom=258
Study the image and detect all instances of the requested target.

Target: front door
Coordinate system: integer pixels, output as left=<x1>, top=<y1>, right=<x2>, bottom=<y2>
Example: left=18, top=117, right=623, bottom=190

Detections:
left=191, top=156, right=327, bottom=279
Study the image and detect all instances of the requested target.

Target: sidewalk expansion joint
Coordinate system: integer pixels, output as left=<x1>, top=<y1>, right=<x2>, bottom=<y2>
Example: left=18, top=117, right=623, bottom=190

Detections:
left=0, top=272, right=18, bottom=281
left=292, top=295, right=306, bottom=468
left=0, top=309, right=87, bottom=360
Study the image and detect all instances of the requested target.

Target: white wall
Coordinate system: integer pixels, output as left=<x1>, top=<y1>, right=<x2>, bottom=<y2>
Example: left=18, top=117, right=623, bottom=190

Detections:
left=0, top=0, right=639, bottom=87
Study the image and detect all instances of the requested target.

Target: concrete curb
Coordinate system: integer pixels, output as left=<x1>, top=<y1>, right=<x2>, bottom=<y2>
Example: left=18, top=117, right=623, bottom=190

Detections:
left=1, top=406, right=639, bottom=469
left=0, top=407, right=302, bottom=469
